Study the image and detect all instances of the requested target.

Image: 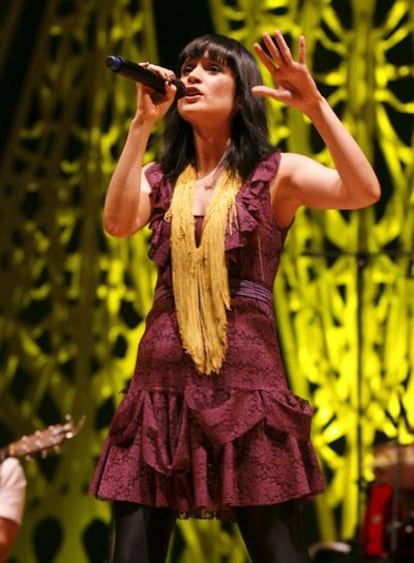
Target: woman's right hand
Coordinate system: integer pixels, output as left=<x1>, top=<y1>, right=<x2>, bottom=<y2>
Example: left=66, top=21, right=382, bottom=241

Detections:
left=134, top=63, right=178, bottom=125
left=104, top=62, right=177, bottom=237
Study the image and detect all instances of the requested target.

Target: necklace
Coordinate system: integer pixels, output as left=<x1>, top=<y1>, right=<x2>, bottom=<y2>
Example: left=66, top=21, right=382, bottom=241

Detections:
left=196, top=155, right=226, bottom=191
left=196, top=167, right=221, bottom=190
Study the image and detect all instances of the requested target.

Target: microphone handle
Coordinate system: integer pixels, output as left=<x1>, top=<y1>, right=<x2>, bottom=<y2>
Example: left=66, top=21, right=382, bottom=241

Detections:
left=105, top=55, right=185, bottom=98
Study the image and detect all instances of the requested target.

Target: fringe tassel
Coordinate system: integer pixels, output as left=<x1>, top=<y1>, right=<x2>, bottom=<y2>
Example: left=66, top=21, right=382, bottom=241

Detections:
left=165, top=165, right=241, bottom=375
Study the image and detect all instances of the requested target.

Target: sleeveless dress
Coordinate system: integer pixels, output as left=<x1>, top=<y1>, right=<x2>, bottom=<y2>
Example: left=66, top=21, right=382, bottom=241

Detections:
left=89, top=151, right=325, bottom=520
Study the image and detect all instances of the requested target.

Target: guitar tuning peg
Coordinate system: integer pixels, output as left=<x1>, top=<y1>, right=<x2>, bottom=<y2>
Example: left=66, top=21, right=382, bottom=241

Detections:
left=8, top=416, right=85, bottom=462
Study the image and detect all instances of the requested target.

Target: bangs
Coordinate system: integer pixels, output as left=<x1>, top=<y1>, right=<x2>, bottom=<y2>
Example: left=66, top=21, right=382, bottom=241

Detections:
left=178, top=35, right=237, bottom=71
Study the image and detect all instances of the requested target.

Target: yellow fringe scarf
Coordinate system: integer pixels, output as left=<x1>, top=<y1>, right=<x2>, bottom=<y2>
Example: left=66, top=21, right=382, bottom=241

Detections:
left=165, top=164, right=241, bottom=375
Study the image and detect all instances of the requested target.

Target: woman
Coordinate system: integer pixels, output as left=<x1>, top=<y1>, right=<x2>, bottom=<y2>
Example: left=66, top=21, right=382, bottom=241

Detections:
left=90, top=30, right=380, bottom=562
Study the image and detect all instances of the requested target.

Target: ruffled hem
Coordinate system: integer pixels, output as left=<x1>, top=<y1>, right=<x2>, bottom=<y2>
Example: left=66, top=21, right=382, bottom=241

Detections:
left=145, top=151, right=282, bottom=268
left=89, top=385, right=324, bottom=519
left=108, top=385, right=312, bottom=456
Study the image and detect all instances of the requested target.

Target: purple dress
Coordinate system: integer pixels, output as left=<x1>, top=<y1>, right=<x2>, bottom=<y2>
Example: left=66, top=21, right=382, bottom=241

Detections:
left=90, top=151, right=324, bottom=520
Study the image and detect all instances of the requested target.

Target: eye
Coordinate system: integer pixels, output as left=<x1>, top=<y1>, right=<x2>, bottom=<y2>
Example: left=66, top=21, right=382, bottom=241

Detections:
left=181, top=64, right=194, bottom=75
left=207, top=63, right=222, bottom=72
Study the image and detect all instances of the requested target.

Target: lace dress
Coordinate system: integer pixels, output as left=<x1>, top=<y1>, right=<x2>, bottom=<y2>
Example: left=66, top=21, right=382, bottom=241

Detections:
left=89, top=151, right=325, bottom=520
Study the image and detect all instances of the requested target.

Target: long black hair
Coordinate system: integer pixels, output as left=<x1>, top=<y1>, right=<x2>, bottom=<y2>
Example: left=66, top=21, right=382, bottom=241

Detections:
left=160, top=34, right=274, bottom=183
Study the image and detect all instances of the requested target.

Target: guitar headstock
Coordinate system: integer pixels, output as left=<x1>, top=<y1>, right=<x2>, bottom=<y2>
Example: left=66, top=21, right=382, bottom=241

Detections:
left=1, top=415, right=86, bottom=461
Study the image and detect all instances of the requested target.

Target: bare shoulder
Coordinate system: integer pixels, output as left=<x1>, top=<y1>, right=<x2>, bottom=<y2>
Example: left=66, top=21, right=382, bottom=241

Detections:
left=277, top=152, right=317, bottom=182
left=271, top=151, right=331, bottom=202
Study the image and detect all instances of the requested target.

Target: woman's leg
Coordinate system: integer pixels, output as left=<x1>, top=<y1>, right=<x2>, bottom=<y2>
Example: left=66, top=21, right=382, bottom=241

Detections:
left=111, top=502, right=177, bottom=563
left=233, top=501, right=311, bottom=563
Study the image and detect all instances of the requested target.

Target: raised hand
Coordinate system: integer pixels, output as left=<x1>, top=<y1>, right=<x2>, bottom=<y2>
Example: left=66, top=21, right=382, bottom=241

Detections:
left=252, top=30, right=322, bottom=114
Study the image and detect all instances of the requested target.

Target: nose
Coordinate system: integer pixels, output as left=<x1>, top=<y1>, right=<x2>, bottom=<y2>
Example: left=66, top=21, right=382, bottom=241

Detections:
left=186, top=65, right=202, bottom=83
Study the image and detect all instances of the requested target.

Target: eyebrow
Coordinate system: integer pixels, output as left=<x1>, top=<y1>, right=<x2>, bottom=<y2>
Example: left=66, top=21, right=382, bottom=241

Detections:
left=181, top=55, right=227, bottom=67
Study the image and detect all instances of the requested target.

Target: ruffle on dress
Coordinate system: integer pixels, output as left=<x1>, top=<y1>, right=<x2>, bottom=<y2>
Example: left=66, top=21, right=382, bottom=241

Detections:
left=109, top=385, right=312, bottom=470
left=90, top=384, right=324, bottom=518
left=146, top=151, right=282, bottom=267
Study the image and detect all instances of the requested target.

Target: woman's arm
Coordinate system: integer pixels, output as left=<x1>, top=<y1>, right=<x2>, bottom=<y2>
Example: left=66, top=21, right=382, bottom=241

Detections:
left=253, top=31, right=381, bottom=227
left=103, top=65, right=178, bottom=237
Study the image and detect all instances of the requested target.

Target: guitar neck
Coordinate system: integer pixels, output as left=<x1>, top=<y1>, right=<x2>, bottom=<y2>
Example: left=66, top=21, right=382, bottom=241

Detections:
left=0, top=415, right=85, bottom=462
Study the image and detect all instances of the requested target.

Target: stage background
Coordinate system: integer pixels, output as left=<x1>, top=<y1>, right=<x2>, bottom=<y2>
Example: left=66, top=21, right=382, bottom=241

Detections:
left=0, top=1, right=413, bottom=561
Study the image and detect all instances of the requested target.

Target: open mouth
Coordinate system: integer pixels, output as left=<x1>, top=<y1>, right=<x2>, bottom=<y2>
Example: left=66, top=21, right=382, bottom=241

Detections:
left=185, top=87, right=202, bottom=97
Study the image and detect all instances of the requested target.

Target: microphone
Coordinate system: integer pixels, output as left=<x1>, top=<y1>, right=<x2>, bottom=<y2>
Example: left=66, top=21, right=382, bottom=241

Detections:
left=105, top=55, right=186, bottom=99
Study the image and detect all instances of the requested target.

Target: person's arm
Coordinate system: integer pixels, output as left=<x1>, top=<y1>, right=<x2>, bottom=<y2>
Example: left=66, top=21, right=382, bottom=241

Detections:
left=0, top=517, right=19, bottom=562
left=253, top=31, right=381, bottom=227
left=0, top=458, right=27, bottom=562
left=103, top=64, right=178, bottom=238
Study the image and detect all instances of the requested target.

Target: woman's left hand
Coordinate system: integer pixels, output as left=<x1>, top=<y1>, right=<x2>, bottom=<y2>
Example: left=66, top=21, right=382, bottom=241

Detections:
left=252, top=30, right=322, bottom=114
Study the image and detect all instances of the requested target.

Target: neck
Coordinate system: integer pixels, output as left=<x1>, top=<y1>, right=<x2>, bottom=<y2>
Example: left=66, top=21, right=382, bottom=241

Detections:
left=193, top=130, right=230, bottom=177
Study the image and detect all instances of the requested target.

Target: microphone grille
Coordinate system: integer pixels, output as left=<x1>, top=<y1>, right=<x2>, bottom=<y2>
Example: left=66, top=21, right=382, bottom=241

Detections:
left=105, top=56, right=122, bottom=71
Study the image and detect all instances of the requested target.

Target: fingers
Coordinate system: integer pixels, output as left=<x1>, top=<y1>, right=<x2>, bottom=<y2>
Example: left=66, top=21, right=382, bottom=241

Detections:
left=298, top=35, right=306, bottom=65
left=252, top=84, right=293, bottom=104
left=253, top=30, right=291, bottom=71
left=254, top=30, right=306, bottom=70
left=142, top=62, right=176, bottom=83
left=264, top=30, right=293, bottom=65
left=253, top=42, right=278, bottom=76
left=136, top=62, right=177, bottom=104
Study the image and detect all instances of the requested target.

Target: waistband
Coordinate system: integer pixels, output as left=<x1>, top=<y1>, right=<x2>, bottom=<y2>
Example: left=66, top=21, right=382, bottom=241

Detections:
left=154, top=279, right=273, bottom=307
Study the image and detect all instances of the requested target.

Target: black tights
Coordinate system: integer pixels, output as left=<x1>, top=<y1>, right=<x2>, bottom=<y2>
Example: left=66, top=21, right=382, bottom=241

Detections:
left=233, top=503, right=311, bottom=563
left=111, top=502, right=176, bottom=563
left=111, top=501, right=311, bottom=563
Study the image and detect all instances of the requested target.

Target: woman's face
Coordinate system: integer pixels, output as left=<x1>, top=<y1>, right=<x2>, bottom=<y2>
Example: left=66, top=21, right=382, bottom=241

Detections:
left=177, top=53, right=238, bottom=127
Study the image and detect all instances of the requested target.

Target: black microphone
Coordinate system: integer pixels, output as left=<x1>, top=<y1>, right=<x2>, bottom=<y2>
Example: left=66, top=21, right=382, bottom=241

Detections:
left=105, top=55, right=186, bottom=99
